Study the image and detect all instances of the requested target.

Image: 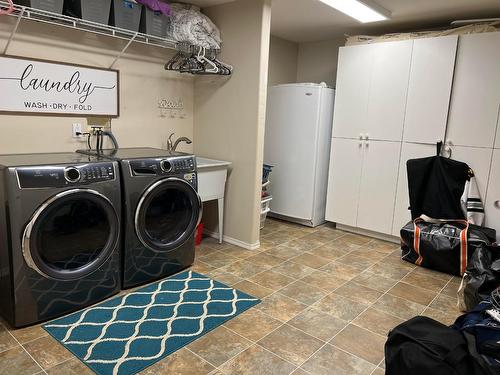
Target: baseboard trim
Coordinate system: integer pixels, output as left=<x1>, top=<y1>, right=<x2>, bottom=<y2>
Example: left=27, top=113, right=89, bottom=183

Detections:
left=203, top=230, right=261, bottom=250
left=336, top=224, right=400, bottom=244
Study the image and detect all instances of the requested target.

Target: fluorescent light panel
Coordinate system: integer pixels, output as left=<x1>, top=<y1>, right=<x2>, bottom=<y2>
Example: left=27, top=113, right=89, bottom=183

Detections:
left=318, top=0, right=390, bottom=23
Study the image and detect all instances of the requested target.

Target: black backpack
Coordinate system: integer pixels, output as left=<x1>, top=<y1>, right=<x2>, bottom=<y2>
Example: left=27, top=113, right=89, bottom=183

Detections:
left=385, top=316, right=493, bottom=375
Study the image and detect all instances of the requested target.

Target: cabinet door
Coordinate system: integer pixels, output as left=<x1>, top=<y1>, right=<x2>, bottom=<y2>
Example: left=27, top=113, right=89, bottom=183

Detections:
left=449, top=145, right=493, bottom=201
left=485, top=149, right=500, bottom=242
left=447, top=32, right=500, bottom=148
left=332, top=44, right=372, bottom=139
left=357, top=140, right=401, bottom=234
left=366, top=40, right=413, bottom=142
left=403, top=36, right=458, bottom=144
left=392, top=143, right=435, bottom=236
left=325, top=138, right=364, bottom=226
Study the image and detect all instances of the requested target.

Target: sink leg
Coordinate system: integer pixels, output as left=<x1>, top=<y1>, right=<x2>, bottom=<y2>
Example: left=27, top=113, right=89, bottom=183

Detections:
left=218, top=198, right=224, bottom=244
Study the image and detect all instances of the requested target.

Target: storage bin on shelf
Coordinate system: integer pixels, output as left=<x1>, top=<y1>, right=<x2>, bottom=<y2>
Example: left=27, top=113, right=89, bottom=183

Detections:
left=140, top=6, right=169, bottom=37
left=64, top=0, right=112, bottom=24
left=110, top=0, right=142, bottom=32
left=262, top=164, right=273, bottom=184
left=15, top=0, right=64, bottom=14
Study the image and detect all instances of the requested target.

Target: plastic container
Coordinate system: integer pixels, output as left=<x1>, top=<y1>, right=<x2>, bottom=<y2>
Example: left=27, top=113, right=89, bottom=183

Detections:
left=262, top=164, right=273, bottom=184
left=140, top=6, right=169, bottom=37
left=260, top=208, right=271, bottom=229
left=110, top=0, right=142, bottom=32
left=261, top=195, right=272, bottom=212
left=64, top=0, right=112, bottom=24
left=260, top=195, right=272, bottom=229
left=15, top=0, right=64, bottom=14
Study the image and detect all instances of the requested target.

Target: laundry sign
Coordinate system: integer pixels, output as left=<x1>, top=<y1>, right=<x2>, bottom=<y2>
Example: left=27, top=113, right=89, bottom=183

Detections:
left=0, top=55, right=119, bottom=117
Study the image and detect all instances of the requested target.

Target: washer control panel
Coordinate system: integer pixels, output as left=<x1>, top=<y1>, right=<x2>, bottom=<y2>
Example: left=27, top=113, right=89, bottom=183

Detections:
left=17, top=162, right=115, bottom=188
left=130, top=156, right=196, bottom=176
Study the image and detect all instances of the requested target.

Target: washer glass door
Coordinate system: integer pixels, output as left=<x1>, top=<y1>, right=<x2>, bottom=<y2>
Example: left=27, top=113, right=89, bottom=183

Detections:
left=23, top=189, right=119, bottom=280
left=135, top=178, right=201, bottom=252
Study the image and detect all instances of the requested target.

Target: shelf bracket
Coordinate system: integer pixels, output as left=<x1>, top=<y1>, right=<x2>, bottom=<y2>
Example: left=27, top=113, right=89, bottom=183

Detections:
left=3, top=6, right=25, bottom=55
left=109, top=32, right=138, bottom=69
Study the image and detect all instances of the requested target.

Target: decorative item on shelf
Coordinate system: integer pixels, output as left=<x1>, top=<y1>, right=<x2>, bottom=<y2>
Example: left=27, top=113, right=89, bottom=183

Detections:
left=165, top=42, right=233, bottom=76
left=158, top=97, right=185, bottom=118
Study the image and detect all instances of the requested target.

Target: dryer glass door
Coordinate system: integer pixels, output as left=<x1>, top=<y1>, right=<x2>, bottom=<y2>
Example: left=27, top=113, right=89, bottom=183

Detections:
left=135, top=178, right=202, bottom=252
left=23, top=189, right=119, bottom=280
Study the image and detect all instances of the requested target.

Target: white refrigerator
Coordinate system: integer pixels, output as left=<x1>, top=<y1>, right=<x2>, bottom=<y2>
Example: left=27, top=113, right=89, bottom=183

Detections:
left=264, top=83, right=335, bottom=227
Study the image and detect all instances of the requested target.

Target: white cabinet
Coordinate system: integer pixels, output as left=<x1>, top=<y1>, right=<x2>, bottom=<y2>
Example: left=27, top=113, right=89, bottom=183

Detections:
left=485, top=150, right=500, bottom=242
left=448, top=146, right=493, bottom=201
left=357, top=140, right=401, bottom=234
left=392, top=143, right=435, bottom=236
left=326, top=138, right=400, bottom=235
left=403, top=36, right=458, bottom=144
left=447, top=32, right=500, bottom=148
left=325, top=138, right=364, bottom=226
left=332, top=44, right=372, bottom=139
left=366, top=40, right=413, bottom=142
left=332, top=40, right=412, bottom=141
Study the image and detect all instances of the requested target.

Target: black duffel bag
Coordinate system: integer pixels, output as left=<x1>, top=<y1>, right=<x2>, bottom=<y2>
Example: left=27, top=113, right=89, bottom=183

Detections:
left=385, top=316, right=492, bottom=375
left=458, top=245, right=500, bottom=312
left=401, top=216, right=495, bottom=277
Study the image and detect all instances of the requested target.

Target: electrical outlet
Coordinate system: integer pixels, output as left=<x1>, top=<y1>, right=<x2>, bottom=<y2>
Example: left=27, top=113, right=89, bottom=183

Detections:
left=72, top=123, right=82, bottom=138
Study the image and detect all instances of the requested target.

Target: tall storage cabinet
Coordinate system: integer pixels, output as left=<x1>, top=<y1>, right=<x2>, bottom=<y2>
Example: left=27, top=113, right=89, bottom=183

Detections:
left=391, top=35, right=458, bottom=235
left=446, top=32, right=500, bottom=149
left=326, top=40, right=412, bottom=234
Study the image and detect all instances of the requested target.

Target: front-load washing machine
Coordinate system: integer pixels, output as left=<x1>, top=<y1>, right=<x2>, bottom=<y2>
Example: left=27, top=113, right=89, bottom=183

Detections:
left=0, top=153, right=121, bottom=327
left=78, top=148, right=201, bottom=288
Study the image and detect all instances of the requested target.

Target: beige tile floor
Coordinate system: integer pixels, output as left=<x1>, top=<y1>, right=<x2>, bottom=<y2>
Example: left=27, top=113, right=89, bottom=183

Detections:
left=0, top=218, right=463, bottom=374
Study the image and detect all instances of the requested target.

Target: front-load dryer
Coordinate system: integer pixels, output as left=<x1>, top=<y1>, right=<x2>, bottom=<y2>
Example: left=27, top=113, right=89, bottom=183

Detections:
left=0, top=153, right=121, bottom=327
left=77, top=148, right=201, bottom=288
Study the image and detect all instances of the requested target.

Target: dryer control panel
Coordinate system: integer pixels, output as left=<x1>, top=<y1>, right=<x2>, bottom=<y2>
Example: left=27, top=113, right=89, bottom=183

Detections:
left=130, top=156, right=196, bottom=176
left=17, top=162, right=116, bottom=188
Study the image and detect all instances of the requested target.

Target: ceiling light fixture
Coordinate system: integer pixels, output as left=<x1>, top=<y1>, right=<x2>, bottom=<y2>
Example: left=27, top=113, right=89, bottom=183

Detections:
left=318, top=0, right=391, bottom=23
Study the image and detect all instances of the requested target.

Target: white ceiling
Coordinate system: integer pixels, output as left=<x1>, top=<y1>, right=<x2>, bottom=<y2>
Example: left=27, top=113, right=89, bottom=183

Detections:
left=272, top=0, right=500, bottom=42
left=194, top=0, right=500, bottom=43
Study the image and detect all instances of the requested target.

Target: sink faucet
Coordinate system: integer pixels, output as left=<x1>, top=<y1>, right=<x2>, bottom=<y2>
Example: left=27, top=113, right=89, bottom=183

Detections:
left=167, top=133, right=192, bottom=152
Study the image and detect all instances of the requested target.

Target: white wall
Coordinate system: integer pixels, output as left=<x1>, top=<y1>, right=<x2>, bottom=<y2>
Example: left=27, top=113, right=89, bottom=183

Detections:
left=0, top=19, right=194, bottom=154
left=268, top=35, right=298, bottom=86
left=194, top=0, right=272, bottom=248
left=296, top=38, right=345, bottom=87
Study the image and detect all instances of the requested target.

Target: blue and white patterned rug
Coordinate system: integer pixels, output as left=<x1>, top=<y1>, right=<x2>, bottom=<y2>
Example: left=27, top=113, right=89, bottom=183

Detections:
left=43, top=271, right=260, bottom=375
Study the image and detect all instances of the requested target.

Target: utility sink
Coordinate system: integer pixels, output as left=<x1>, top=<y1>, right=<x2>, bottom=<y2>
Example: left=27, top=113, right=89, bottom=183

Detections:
left=196, top=157, right=232, bottom=170
left=195, top=156, right=231, bottom=243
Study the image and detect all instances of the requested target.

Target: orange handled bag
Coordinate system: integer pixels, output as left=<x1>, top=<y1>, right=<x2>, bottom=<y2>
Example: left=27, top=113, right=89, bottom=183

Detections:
left=401, top=215, right=494, bottom=277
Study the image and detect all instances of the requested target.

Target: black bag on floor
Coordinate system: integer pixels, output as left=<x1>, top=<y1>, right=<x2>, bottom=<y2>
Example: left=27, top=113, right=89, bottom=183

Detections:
left=401, top=216, right=495, bottom=276
left=458, top=245, right=500, bottom=312
left=452, top=299, right=500, bottom=374
left=385, top=316, right=491, bottom=375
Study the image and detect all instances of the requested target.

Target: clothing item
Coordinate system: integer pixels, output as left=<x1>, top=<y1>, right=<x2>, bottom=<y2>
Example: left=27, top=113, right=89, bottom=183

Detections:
left=453, top=299, right=500, bottom=372
left=136, top=0, right=171, bottom=16
left=168, top=3, right=221, bottom=49
left=461, top=175, right=485, bottom=226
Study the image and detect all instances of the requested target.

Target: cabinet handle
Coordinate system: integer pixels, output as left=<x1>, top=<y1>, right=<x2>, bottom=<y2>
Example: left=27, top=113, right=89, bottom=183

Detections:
left=495, top=200, right=500, bottom=209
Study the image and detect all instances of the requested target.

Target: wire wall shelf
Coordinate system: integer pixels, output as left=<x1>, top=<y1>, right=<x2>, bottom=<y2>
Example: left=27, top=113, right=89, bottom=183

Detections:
left=0, top=1, right=178, bottom=67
